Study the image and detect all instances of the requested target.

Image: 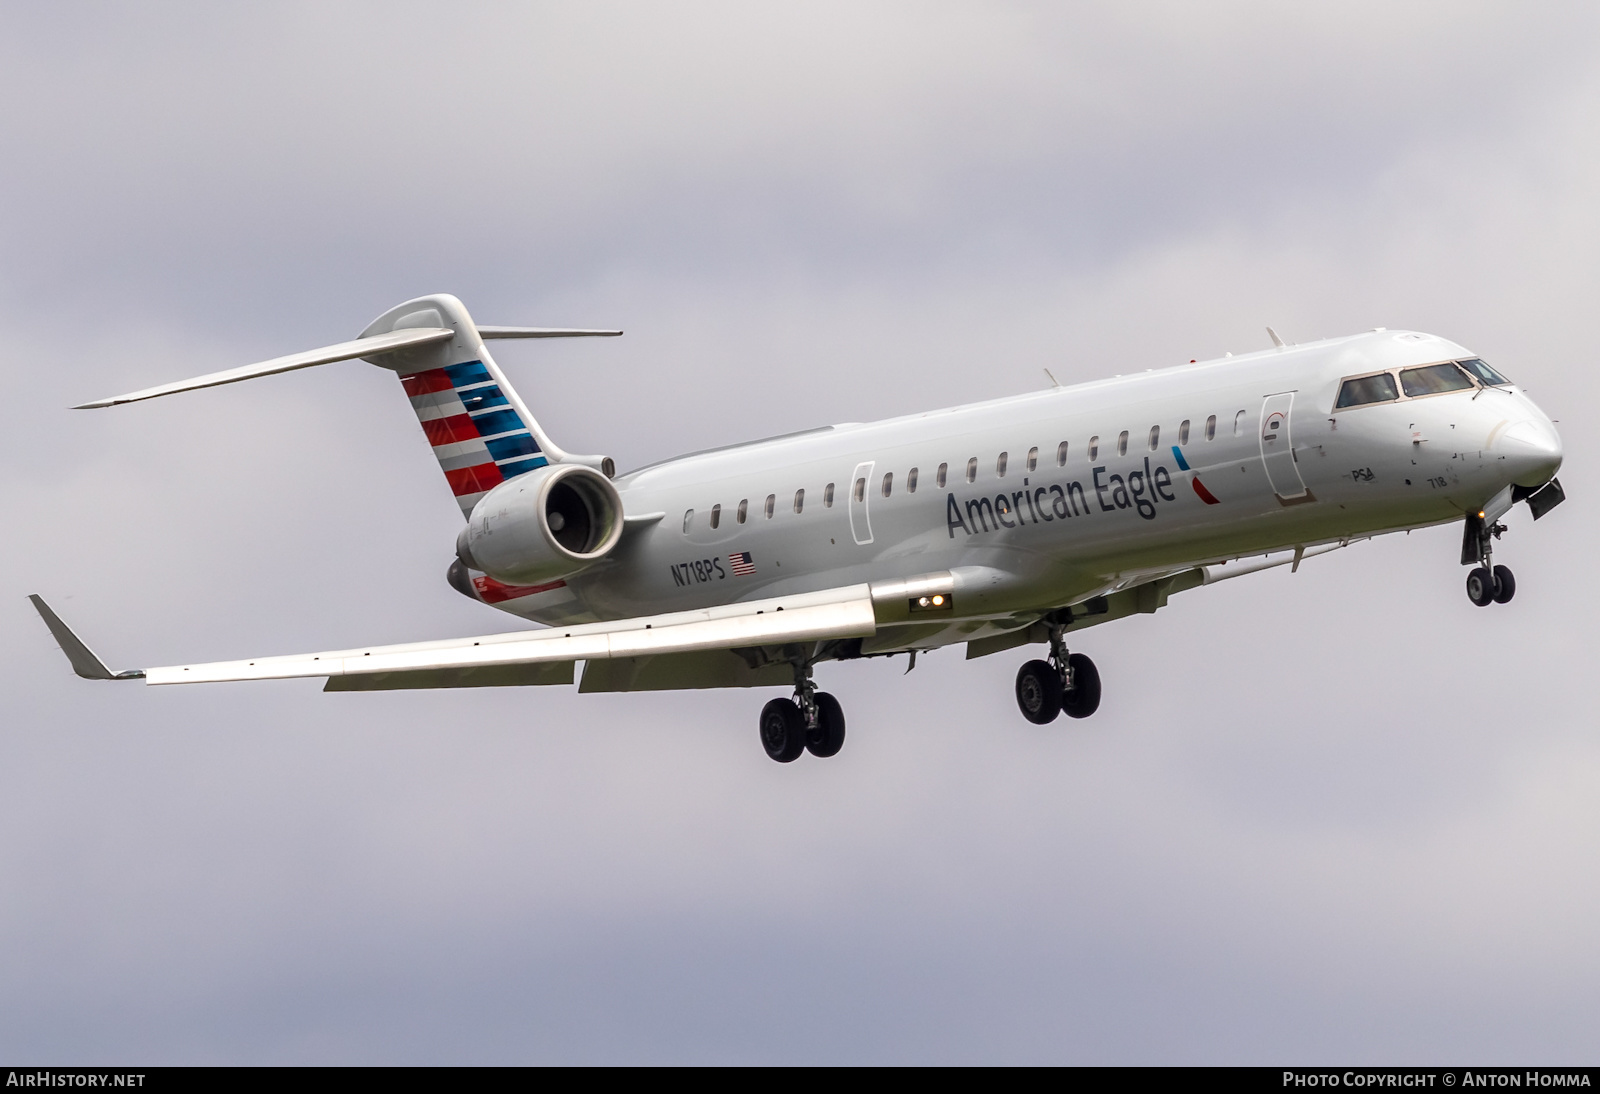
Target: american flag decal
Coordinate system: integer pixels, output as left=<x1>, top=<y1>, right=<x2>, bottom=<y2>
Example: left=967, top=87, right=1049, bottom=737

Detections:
left=728, top=551, right=756, bottom=577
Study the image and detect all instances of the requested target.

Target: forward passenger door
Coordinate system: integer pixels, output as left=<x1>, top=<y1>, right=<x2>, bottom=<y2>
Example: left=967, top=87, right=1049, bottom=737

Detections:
left=1259, top=392, right=1309, bottom=499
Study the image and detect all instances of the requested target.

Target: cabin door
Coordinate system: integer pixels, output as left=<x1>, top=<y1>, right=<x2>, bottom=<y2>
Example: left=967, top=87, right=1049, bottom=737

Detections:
left=848, top=461, right=875, bottom=545
left=1258, top=392, right=1308, bottom=499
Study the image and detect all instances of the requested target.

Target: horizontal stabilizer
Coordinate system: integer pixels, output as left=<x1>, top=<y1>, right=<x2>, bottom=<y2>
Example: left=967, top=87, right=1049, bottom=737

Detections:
left=476, top=326, right=622, bottom=339
left=73, top=326, right=456, bottom=409
left=28, top=595, right=143, bottom=680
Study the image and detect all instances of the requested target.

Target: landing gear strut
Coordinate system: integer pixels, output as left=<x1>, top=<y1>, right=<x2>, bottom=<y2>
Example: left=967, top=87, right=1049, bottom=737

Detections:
left=758, top=665, right=846, bottom=763
left=1015, top=629, right=1101, bottom=724
left=1462, top=512, right=1516, bottom=607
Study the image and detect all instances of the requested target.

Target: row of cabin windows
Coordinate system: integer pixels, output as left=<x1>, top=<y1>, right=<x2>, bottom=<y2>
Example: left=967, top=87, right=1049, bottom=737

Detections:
left=682, top=410, right=1248, bottom=532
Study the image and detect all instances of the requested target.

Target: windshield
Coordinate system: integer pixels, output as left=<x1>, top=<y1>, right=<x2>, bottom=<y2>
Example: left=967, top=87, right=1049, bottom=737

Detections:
left=1457, top=357, right=1512, bottom=386
left=1400, top=363, right=1474, bottom=397
left=1335, top=373, right=1399, bottom=408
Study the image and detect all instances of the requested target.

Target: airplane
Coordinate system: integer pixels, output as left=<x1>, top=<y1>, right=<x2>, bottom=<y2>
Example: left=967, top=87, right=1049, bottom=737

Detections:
left=30, top=294, right=1566, bottom=763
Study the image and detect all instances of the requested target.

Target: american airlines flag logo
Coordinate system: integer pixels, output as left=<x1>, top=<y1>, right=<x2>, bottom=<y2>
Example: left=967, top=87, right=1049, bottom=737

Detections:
left=728, top=551, right=757, bottom=577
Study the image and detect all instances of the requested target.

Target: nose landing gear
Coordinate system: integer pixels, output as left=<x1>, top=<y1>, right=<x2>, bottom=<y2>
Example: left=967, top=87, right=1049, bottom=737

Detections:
left=1462, top=512, right=1515, bottom=607
left=1014, top=629, right=1101, bottom=724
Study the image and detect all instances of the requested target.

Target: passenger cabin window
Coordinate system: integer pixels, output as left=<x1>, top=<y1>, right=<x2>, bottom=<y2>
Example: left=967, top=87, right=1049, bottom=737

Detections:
left=1459, top=358, right=1511, bottom=386
left=881, top=472, right=893, bottom=498
left=764, top=494, right=775, bottom=518
left=1088, top=436, right=1099, bottom=460
left=737, top=499, right=748, bottom=523
left=1400, top=363, right=1474, bottom=398
left=824, top=483, right=835, bottom=507
left=854, top=477, right=866, bottom=503
left=1233, top=410, right=1246, bottom=436
left=1336, top=373, right=1400, bottom=408
left=1056, top=441, right=1068, bottom=466
left=1205, top=415, right=1216, bottom=441
left=1117, top=431, right=1129, bottom=456
left=793, top=489, right=805, bottom=514
left=1148, top=425, right=1160, bottom=451
left=907, top=467, right=919, bottom=493
left=966, top=458, right=977, bottom=483
left=996, top=451, right=1008, bottom=477
left=710, top=504, right=721, bottom=529
left=1179, top=419, right=1190, bottom=444
left=1026, top=447, right=1038, bottom=472
left=682, top=509, right=693, bottom=533
left=936, top=463, right=948, bottom=488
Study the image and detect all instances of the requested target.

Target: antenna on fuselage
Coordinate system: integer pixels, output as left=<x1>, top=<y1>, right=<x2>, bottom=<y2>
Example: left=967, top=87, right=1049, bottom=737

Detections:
left=1267, top=326, right=1287, bottom=349
left=1043, top=368, right=1061, bottom=388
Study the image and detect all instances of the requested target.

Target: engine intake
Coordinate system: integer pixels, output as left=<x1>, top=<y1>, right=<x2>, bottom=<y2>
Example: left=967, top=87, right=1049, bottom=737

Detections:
left=456, top=463, right=623, bottom=586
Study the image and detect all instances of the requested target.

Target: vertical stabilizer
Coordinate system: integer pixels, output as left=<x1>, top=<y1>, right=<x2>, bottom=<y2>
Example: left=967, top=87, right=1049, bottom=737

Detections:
left=361, top=295, right=570, bottom=518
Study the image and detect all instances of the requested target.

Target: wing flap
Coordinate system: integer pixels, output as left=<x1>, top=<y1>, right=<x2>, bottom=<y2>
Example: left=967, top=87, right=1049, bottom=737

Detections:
left=323, top=662, right=575, bottom=691
left=142, top=585, right=877, bottom=686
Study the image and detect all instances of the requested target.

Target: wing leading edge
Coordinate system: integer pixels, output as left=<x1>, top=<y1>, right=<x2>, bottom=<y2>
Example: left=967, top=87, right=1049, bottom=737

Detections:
left=30, top=585, right=884, bottom=689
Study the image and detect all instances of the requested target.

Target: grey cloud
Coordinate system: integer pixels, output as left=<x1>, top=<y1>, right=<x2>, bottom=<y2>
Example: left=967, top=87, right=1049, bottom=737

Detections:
left=3, top=1, right=1599, bottom=1063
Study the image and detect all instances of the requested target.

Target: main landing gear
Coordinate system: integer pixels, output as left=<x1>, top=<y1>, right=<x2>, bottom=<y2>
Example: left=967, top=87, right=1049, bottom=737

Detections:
left=1462, top=513, right=1516, bottom=608
left=759, top=668, right=846, bottom=763
left=1015, top=629, right=1100, bottom=724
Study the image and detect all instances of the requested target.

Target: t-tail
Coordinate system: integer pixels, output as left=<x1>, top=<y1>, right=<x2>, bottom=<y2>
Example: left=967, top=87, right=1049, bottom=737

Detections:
left=73, top=293, right=620, bottom=518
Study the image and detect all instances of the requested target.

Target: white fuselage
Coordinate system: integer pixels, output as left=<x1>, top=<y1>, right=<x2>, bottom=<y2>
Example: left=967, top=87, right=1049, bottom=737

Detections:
left=493, top=329, right=1561, bottom=651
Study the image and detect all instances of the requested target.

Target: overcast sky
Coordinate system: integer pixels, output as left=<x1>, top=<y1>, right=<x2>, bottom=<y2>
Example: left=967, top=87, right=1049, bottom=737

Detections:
left=3, top=2, right=1599, bottom=1063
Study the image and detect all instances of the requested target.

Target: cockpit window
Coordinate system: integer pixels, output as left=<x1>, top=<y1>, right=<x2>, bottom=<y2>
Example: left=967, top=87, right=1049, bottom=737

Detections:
left=1458, top=358, right=1511, bottom=386
left=1400, top=363, right=1474, bottom=398
left=1335, top=373, right=1399, bottom=408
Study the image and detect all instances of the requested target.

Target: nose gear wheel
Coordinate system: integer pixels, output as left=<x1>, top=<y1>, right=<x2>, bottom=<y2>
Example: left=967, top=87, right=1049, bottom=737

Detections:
left=1461, top=512, right=1516, bottom=607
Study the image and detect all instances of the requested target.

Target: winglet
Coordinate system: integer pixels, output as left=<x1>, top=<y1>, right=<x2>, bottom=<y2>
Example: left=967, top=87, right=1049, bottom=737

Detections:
left=27, top=595, right=143, bottom=680
left=1267, top=326, right=1287, bottom=349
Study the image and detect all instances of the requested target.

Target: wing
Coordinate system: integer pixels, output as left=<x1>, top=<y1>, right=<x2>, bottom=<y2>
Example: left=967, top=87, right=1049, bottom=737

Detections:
left=29, top=578, right=959, bottom=689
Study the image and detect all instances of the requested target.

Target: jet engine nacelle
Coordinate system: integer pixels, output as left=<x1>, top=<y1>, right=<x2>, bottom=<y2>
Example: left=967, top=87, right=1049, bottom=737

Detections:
left=456, top=464, right=624, bottom=585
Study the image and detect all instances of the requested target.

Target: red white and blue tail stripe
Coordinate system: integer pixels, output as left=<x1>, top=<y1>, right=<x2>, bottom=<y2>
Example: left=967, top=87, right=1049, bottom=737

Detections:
left=403, top=359, right=549, bottom=516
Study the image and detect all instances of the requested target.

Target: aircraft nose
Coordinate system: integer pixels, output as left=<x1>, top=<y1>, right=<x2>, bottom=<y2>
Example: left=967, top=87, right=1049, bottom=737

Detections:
left=1494, top=417, right=1563, bottom=488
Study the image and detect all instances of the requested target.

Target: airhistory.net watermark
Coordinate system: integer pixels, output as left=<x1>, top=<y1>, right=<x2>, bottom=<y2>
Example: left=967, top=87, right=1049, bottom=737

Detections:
left=5, top=1075, right=145, bottom=1088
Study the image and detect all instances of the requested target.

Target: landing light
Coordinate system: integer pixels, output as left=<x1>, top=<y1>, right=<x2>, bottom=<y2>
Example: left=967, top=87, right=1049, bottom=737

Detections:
left=909, top=593, right=952, bottom=613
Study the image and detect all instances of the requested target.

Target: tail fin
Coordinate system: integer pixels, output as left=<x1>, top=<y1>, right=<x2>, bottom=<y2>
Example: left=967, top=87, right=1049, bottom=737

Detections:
left=362, top=295, right=623, bottom=517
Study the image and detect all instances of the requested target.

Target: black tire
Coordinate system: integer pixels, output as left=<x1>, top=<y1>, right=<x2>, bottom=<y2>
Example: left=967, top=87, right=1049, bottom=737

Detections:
left=1466, top=566, right=1496, bottom=607
left=1015, top=659, right=1063, bottom=724
left=1492, top=564, right=1516, bottom=604
left=759, top=698, right=806, bottom=763
left=805, top=692, right=846, bottom=758
left=1061, top=653, right=1102, bottom=719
